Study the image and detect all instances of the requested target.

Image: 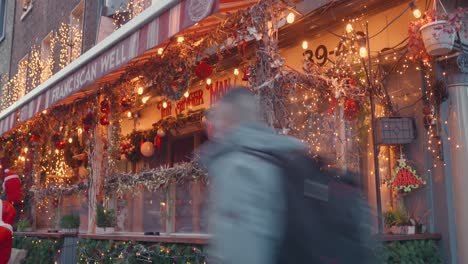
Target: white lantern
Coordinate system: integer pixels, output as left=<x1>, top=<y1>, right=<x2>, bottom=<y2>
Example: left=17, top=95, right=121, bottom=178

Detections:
left=157, top=128, right=166, bottom=137
left=140, top=141, right=155, bottom=157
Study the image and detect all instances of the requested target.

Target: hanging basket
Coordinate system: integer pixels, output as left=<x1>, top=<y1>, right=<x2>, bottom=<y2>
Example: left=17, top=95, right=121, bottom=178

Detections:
left=420, top=20, right=455, bottom=56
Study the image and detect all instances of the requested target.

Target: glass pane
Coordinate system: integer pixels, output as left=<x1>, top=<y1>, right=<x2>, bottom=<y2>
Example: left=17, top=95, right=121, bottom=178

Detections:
left=175, top=183, right=193, bottom=233
left=143, top=189, right=165, bottom=232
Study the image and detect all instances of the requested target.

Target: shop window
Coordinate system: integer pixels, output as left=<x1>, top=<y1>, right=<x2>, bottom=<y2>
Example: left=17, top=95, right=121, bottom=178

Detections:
left=69, top=1, right=84, bottom=61
left=0, top=0, right=6, bottom=42
left=40, top=32, right=54, bottom=82
left=21, top=0, right=33, bottom=20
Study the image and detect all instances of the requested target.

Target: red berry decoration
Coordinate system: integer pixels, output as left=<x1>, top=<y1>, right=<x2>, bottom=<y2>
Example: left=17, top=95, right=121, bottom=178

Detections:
left=100, top=116, right=109, bottom=126
left=195, top=61, right=213, bottom=80
left=82, top=112, right=95, bottom=133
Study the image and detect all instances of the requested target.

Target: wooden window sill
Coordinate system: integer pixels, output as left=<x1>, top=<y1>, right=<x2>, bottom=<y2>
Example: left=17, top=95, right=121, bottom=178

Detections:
left=78, top=232, right=211, bottom=244
left=373, top=233, right=442, bottom=242
left=14, top=231, right=77, bottom=238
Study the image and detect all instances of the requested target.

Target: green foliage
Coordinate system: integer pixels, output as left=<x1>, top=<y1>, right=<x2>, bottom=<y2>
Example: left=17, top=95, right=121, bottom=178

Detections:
left=13, top=236, right=63, bottom=264
left=76, top=239, right=206, bottom=264
left=96, top=204, right=116, bottom=227
left=16, top=219, right=32, bottom=231
left=383, top=208, right=410, bottom=228
left=59, top=213, right=80, bottom=229
left=375, top=240, right=442, bottom=264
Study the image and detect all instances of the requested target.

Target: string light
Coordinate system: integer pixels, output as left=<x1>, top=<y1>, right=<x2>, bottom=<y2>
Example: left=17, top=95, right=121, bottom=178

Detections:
left=68, top=138, right=73, bottom=143
left=162, top=102, right=168, bottom=109
left=409, top=1, right=422, bottom=18
left=137, top=87, right=144, bottom=95
left=142, top=96, right=150, bottom=104
left=177, top=36, right=185, bottom=43
left=346, top=23, right=353, bottom=33
left=359, top=47, right=368, bottom=58
left=206, top=78, right=212, bottom=85
left=302, top=40, right=308, bottom=50
left=157, top=48, right=164, bottom=55
left=234, top=68, right=240, bottom=76
left=127, top=111, right=132, bottom=118
left=286, top=12, right=295, bottom=24
left=184, top=91, right=189, bottom=98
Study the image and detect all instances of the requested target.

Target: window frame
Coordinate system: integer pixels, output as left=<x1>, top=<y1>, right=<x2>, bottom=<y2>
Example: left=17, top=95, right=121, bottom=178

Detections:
left=0, top=0, right=6, bottom=42
left=20, top=0, right=33, bottom=21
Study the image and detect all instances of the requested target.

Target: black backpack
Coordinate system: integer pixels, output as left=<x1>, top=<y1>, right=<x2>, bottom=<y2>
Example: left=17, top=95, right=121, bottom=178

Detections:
left=243, top=148, right=377, bottom=264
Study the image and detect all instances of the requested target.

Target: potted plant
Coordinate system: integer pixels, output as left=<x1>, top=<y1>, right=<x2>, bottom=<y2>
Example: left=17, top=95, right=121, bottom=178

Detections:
left=408, top=1, right=467, bottom=59
left=59, top=213, right=80, bottom=233
left=96, top=204, right=116, bottom=234
left=384, top=207, right=415, bottom=235
left=16, top=219, right=32, bottom=232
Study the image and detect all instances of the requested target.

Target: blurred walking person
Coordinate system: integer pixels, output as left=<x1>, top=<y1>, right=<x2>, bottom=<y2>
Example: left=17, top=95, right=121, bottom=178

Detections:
left=200, top=86, right=376, bottom=264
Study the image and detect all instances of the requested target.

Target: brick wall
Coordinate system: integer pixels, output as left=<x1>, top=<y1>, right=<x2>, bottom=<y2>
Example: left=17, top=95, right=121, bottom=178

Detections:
left=9, top=0, right=99, bottom=76
left=0, top=0, right=16, bottom=77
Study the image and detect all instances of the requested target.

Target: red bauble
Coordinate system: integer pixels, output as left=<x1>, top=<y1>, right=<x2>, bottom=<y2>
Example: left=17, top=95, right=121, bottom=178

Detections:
left=195, top=61, right=213, bottom=80
left=54, top=140, right=66, bottom=150
left=100, top=116, right=109, bottom=126
left=100, top=100, right=110, bottom=114
left=344, top=98, right=360, bottom=121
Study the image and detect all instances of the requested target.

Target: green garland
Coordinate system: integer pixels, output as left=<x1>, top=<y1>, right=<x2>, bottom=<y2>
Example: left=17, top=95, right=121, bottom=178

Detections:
left=375, top=240, right=442, bottom=264
left=77, top=239, right=205, bottom=264
left=13, top=236, right=63, bottom=264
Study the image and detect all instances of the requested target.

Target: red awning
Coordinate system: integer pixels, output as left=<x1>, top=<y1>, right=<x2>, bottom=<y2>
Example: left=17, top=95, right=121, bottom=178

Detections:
left=0, top=0, right=221, bottom=134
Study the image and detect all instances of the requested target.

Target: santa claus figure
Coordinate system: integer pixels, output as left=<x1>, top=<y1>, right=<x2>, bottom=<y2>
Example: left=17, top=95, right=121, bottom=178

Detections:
left=0, top=200, right=15, bottom=264
left=1, top=169, right=22, bottom=205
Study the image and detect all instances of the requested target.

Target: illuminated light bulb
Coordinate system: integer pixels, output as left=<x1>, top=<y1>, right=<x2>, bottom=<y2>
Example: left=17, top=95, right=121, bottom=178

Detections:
left=184, top=91, right=189, bottom=98
left=234, top=68, right=239, bottom=76
left=359, top=47, right=368, bottom=58
left=410, top=3, right=422, bottom=18
left=68, top=138, right=73, bottom=143
left=162, top=102, right=168, bottom=109
left=24, top=147, right=28, bottom=153
left=127, top=111, right=132, bottom=118
left=55, top=149, right=59, bottom=154
left=346, top=23, right=353, bottom=33
left=206, top=78, right=212, bottom=85
left=302, top=40, right=308, bottom=50
left=157, top=48, right=164, bottom=55
left=42, top=110, right=47, bottom=114
left=286, top=12, right=295, bottom=24
left=78, top=128, right=83, bottom=135
left=177, top=36, right=184, bottom=43
left=137, top=87, right=144, bottom=95
left=142, top=96, right=150, bottom=104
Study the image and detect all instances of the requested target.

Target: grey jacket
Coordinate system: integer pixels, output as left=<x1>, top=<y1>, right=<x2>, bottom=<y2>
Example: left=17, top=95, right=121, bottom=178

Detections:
left=200, top=123, right=305, bottom=264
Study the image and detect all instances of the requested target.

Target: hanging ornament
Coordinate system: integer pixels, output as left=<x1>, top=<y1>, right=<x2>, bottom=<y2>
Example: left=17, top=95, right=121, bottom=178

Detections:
left=100, top=116, right=110, bottom=126
left=140, top=141, right=155, bottom=157
left=100, top=99, right=110, bottom=114
left=344, top=98, right=360, bottom=121
left=29, top=135, right=40, bottom=146
left=121, top=97, right=132, bottom=112
left=154, top=136, right=162, bottom=151
left=242, top=67, right=250, bottom=81
left=81, top=112, right=95, bottom=133
left=55, top=140, right=66, bottom=150
left=157, top=128, right=166, bottom=138
left=388, top=158, right=425, bottom=193
left=195, top=61, right=213, bottom=80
